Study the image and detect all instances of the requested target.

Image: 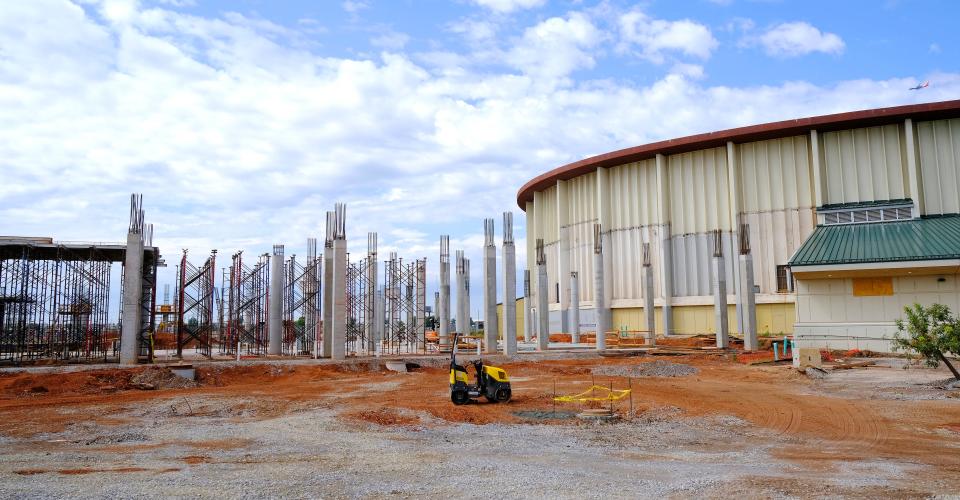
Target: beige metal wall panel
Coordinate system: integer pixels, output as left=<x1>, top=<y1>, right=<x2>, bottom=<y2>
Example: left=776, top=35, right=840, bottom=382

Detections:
left=917, top=118, right=960, bottom=215
left=525, top=201, right=536, bottom=293
left=533, top=185, right=559, bottom=243
left=608, top=225, right=663, bottom=301
left=822, top=124, right=907, bottom=204
left=542, top=241, right=558, bottom=302
left=667, top=147, right=731, bottom=235
left=742, top=208, right=816, bottom=293
left=670, top=231, right=736, bottom=297
left=564, top=172, right=597, bottom=224
left=568, top=220, right=596, bottom=302
left=738, top=135, right=814, bottom=212
left=607, top=159, right=658, bottom=229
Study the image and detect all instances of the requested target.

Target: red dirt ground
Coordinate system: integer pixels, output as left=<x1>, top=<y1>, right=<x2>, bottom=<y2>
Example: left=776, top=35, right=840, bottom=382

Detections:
left=0, top=353, right=958, bottom=479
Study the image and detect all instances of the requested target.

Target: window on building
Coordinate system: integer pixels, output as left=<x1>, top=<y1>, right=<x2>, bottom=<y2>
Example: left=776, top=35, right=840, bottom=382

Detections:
left=776, top=265, right=793, bottom=293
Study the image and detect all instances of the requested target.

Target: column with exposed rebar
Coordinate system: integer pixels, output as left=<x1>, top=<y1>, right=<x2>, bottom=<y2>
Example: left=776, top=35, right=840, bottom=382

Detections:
left=536, top=239, right=549, bottom=351
left=366, top=232, right=378, bottom=353
left=502, top=212, right=517, bottom=356
left=593, top=224, right=610, bottom=351
left=712, top=230, right=729, bottom=348
left=738, top=224, right=757, bottom=351
left=268, top=244, right=283, bottom=355
left=523, top=269, right=532, bottom=343
left=322, top=211, right=335, bottom=358
left=642, top=243, right=656, bottom=346
left=439, top=236, right=450, bottom=350
left=482, top=219, right=498, bottom=354
left=120, top=194, right=145, bottom=365
left=331, top=204, right=347, bottom=360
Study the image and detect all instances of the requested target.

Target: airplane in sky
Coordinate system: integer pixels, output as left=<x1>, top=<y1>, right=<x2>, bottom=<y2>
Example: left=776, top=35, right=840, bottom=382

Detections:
left=909, top=81, right=930, bottom=90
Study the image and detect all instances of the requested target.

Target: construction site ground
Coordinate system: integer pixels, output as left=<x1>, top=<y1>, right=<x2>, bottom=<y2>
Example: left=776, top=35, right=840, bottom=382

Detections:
left=0, top=348, right=958, bottom=498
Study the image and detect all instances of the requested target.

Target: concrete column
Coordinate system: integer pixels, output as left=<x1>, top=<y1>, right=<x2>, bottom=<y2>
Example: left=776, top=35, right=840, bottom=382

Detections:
left=306, top=239, right=319, bottom=358
left=120, top=230, right=144, bottom=365
left=660, top=229, right=673, bottom=337
left=439, top=236, right=450, bottom=349
left=523, top=269, right=532, bottom=343
left=322, top=212, right=334, bottom=358
left=593, top=237, right=609, bottom=351
left=502, top=212, right=518, bottom=356
left=375, top=289, right=385, bottom=355
left=643, top=261, right=656, bottom=346
left=483, top=219, right=498, bottom=354
left=537, top=262, right=549, bottom=351
left=366, top=233, right=378, bottom=353
left=268, top=245, right=284, bottom=355
left=739, top=253, right=758, bottom=351
left=331, top=204, right=347, bottom=360
left=712, top=233, right=729, bottom=348
left=569, top=272, right=580, bottom=343
left=456, top=250, right=470, bottom=338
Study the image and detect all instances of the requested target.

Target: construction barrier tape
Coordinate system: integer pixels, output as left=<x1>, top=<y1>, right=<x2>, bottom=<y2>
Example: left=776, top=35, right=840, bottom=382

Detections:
left=553, top=385, right=632, bottom=403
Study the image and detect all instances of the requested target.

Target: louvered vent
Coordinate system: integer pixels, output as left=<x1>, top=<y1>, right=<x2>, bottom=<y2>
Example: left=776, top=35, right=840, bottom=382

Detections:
left=821, top=202, right=913, bottom=226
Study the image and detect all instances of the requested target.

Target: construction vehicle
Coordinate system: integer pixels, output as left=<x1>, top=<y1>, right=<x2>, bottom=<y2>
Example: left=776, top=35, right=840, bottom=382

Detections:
left=449, top=332, right=512, bottom=405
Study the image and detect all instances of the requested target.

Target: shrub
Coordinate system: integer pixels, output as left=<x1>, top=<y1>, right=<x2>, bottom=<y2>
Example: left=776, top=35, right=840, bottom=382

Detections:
left=893, top=303, right=960, bottom=380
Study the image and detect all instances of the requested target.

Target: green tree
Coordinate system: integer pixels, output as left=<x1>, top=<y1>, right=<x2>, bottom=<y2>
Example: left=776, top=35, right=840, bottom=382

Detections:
left=893, top=303, right=960, bottom=380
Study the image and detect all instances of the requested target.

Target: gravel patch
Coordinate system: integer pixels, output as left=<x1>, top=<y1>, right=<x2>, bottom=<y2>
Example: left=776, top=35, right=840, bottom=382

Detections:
left=592, top=360, right=699, bottom=378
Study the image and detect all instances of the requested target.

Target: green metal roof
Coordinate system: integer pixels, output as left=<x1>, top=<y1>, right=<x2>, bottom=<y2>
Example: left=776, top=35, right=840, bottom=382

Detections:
left=789, top=215, right=960, bottom=267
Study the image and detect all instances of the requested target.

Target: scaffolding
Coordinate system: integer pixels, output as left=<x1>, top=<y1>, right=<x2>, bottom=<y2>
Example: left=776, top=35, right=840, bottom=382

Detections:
left=382, top=253, right=427, bottom=355
left=175, top=249, right=216, bottom=358
left=0, top=244, right=114, bottom=363
left=345, top=254, right=372, bottom=356
left=223, top=251, right=269, bottom=356
left=282, top=239, right=321, bottom=356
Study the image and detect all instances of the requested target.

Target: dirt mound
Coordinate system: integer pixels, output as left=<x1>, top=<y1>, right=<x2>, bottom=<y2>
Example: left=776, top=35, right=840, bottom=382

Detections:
left=592, top=360, right=699, bottom=378
left=130, top=367, right=197, bottom=390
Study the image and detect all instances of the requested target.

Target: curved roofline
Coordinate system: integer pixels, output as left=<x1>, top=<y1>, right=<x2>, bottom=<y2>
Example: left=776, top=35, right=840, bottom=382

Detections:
left=517, top=99, right=960, bottom=209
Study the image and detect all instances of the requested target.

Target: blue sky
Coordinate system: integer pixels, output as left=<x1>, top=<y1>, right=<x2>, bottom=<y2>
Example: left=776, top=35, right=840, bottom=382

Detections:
left=1, top=0, right=958, bottom=317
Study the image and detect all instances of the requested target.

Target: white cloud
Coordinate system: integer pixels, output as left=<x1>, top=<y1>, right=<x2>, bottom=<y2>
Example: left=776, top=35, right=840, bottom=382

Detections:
left=470, top=0, right=546, bottom=14
left=2, top=1, right=958, bottom=310
left=371, top=30, right=410, bottom=50
left=756, top=22, right=845, bottom=57
left=617, top=9, right=718, bottom=63
left=342, top=1, right=369, bottom=14
left=505, top=12, right=602, bottom=79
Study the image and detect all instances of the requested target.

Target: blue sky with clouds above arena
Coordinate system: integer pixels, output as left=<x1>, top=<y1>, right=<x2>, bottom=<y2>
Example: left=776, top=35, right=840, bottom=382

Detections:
left=1, top=0, right=958, bottom=313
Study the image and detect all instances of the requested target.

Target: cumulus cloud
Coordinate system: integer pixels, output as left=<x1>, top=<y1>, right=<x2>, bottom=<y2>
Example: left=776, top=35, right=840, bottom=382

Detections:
left=755, top=21, right=845, bottom=57
left=2, top=0, right=957, bottom=308
left=470, top=0, right=547, bottom=14
left=617, top=9, right=718, bottom=63
left=505, top=12, right=602, bottom=79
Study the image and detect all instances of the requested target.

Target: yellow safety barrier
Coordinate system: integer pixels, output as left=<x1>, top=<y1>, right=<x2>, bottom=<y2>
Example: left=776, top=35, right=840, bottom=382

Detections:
left=553, top=385, right=632, bottom=403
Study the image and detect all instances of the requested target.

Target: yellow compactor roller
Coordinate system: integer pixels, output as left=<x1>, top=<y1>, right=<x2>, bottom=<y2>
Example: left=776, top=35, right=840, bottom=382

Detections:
left=448, top=332, right=511, bottom=405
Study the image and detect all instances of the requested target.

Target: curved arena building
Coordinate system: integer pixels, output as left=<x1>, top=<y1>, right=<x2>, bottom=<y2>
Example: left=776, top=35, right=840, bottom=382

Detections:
left=517, top=99, right=960, bottom=351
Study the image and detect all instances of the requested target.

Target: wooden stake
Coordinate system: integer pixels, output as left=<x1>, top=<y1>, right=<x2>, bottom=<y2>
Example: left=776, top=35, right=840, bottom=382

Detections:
left=628, top=377, right=633, bottom=417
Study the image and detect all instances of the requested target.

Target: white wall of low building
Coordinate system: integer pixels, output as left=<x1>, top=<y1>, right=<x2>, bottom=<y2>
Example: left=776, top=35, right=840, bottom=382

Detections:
left=794, top=273, right=960, bottom=352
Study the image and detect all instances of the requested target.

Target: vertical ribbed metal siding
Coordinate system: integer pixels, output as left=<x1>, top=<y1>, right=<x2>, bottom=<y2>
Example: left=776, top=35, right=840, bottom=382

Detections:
left=668, top=147, right=731, bottom=235
left=564, top=172, right=597, bottom=301
left=608, top=159, right=658, bottom=229
left=823, top=124, right=907, bottom=204
left=739, top=135, right=814, bottom=212
left=917, top=118, right=960, bottom=215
